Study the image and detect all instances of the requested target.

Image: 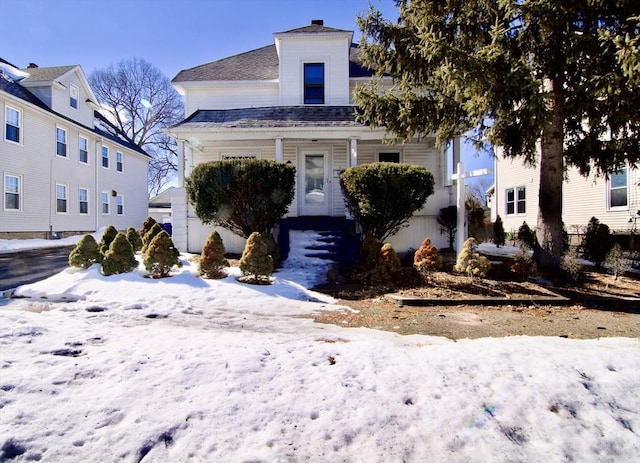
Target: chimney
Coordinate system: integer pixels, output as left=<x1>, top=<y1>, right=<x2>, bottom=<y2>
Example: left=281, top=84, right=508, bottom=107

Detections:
left=311, top=19, right=324, bottom=26
left=27, top=63, right=38, bottom=68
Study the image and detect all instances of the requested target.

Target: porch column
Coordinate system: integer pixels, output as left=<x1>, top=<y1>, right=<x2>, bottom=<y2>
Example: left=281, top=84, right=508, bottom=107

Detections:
left=349, top=138, right=358, bottom=167
left=275, top=138, right=283, bottom=162
left=452, top=136, right=461, bottom=166
left=177, top=140, right=185, bottom=187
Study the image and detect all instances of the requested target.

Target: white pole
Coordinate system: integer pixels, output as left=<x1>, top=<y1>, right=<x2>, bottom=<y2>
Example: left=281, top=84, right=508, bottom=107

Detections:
left=456, top=161, right=465, bottom=253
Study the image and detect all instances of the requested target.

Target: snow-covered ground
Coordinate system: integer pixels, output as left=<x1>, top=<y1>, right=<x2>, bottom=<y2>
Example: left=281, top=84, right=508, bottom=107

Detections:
left=0, top=233, right=639, bottom=462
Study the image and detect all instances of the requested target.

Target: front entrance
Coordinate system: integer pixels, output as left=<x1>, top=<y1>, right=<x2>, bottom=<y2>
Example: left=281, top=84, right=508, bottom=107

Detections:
left=299, top=149, right=331, bottom=216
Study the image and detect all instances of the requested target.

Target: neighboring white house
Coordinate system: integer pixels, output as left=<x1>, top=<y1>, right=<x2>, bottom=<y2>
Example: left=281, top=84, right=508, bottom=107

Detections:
left=148, top=187, right=174, bottom=226
left=1, top=58, right=151, bottom=239
left=491, top=147, right=640, bottom=238
left=167, top=20, right=457, bottom=255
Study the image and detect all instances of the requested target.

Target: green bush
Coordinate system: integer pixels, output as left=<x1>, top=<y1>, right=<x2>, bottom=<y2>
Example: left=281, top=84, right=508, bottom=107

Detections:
left=437, top=206, right=457, bottom=250
left=102, top=232, right=138, bottom=276
left=561, top=246, right=582, bottom=281
left=199, top=230, right=229, bottom=279
left=142, top=223, right=163, bottom=253
left=260, top=231, right=280, bottom=267
left=339, top=162, right=435, bottom=241
left=582, top=216, right=614, bottom=267
left=413, top=237, right=443, bottom=277
left=98, top=225, right=118, bottom=259
left=605, top=243, right=629, bottom=280
left=360, top=235, right=383, bottom=267
left=126, top=227, right=143, bottom=253
left=143, top=230, right=181, bottom=278
left=239, top=232, right=273, bottom=283
left=69, top=234, right=100, bottom=269
left=453, top=237, right=491, bottom=278
left=186, top=159, right=295, bottom=238
left=493, top=215, right=506, bottom=247
left=371, top=243, right=401, bottom=284
left=140, top=216, right=158, bottom=239
left=517, top=222, right=537, bottom=249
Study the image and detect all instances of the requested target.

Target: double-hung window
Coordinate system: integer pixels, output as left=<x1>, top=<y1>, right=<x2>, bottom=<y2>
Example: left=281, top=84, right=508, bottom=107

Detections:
left=101, top=192, right=109, bottom=214
left=79, top=136, right=88, bottom=163
left=56, top=127, right=67, bottom=157
left=5, top=106, right=20, bottom=143
left=102, top=146, right=109, bottom=168
left=4, top=174, right=20, bottom=210
left=56, top=184, right=68, bottom=213
left=304, top=63, right=324, bottom=104
left=116, top=195, right=124, bottom=215
left=70, top=84, right=79, bottom=109
left=79, top=188, right=89, bottom=214
left=608, top=168, right=628, bottom=209
left=116, top=151, right=123, bottom=172
left=506, top=186, right=526, bottom=215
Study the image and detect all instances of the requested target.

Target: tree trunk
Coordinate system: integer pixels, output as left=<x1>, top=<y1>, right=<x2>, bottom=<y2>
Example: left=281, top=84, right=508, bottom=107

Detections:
left=534, top=81, right=565, bottom=271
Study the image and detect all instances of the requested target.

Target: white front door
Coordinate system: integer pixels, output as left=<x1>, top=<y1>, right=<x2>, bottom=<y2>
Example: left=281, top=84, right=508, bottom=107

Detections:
left=299, top=149, right=330, bottom=216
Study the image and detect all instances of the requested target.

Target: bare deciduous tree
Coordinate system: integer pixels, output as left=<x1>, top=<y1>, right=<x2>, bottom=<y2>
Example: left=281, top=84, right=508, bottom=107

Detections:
left=89, top=58, right=183, bottom=195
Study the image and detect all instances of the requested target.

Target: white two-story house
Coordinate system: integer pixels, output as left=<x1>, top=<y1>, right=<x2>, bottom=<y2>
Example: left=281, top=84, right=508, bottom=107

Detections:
left=1, top=59, right=150, bottom=240
left=167, top=20, right=456, bottom=256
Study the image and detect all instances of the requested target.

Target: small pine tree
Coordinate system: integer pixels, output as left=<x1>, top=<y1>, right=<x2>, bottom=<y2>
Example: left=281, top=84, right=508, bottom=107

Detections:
left=69, top=234, right=100, bottom=269
left=99, top=225, right=118, bottom=259
left=260, top=232, right=280, bottom=267
left=454, top=237, right=491, bottom=278
left=360, top=235, right=383, bottom=267
left=101, top=232, right=138, bottom=276
left=582, top=216, right=614, bottom=267
left=141, top=223, right=163, bottom=253
left=493, top=215, right=506, bottom=247
left=510, top=247, right=536, bottom=280
left=199, top=230, right=229, bottom=279
left=126, top=227, right=143, bottom=253
left=239, top=232, right=273, bottom=283
left=140, top=216, right=158, bottom=239
left=606, top=243, right=629, bottom=280
left=561, top=246, right=582, bottom=282
left=517, top=222, right=537, bottom=249
left=413, top=237, right=443, bottom=277
left=143, top=230, right=181, bottom=278
left=371, top=243, right=401, bottom=284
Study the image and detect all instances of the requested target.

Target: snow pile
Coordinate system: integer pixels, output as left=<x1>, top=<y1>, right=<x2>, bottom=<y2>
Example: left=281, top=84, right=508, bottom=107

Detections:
left=0, top=238, right=639, bottom=462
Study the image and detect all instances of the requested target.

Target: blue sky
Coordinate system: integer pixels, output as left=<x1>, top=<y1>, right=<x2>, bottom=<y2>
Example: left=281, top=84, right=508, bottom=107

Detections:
left=0, top=0, right=493, bottom=183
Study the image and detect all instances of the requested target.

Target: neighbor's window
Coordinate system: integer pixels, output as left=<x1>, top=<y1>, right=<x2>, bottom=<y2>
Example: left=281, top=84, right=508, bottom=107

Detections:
left=79, top=187, right=88, bottom=214
left=79, top=136, right=88, bottom=163
left=56, top=127, right=67, bottom=157
left=304, top=63, right=324, bottom=104
left=116, top=195, right=124, bottom=215
left=378, top=152, right=401, bottom=163
left=70, top=84, right=79, bottom=109
left=608, top=168, right=628, bottom=209
left=56, top=183, right=68, bottom=213
left=506, top=186, right=526, bottom=215
left=101, top=192, right=109, bottom=214
left=116, top=151, right=123, bottom=172
left=4, top=174, right=20, bottom=210
left=5, top=106, right=21, bottom=143
left=101, top=146, right=109, bottom=168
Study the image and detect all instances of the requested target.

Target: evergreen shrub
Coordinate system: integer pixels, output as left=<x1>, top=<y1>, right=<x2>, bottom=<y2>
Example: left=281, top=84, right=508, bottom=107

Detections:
left=371, top=243, right=401, bottom=284
left=99, top=225, right=118, bottom=259
left=140, top=216, right=158, bottom=239
left=126, top=227, right=143, bottom=252
left=493, top=215, right=506, bottom=247
left=239, top=232, right=273, bottom=283
left=143, top=230, right=181, bottom=278
left=453, top=237, right=491, bottom=278
left=413, top=237, right=443, bottom=277
left=102, top=232, right=138, bottom=276
left=142, top=223, right=163, bottom=253
left=199, top=230, right=229, bottom=279
left=69, top=234, right=100, bottom=269
left=582, top=216, right=614, bottom=267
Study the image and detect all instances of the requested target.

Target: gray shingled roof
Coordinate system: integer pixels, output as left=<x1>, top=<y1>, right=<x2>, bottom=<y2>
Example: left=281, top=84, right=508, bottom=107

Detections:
left=276, top=23, right=352, bottom=34
left=173, top=43, right=374, bottom=82
left=20, top=65, right=76, bottom=83
left=172, top=106, right=365, bottom=130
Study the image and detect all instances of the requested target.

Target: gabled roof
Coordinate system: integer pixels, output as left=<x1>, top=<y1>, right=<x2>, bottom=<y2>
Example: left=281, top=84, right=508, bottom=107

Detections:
left=171, top=106, right=365, bottom=130
left=276, top=23, right=352, bottom=34
left=19, top=65, right=76, bottom=83
left=172, top=43, right=374, bottom=82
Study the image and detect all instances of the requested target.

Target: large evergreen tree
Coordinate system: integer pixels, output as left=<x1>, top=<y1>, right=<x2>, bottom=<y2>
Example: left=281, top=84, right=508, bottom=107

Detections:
left=356, top=0, right=640, bottom=269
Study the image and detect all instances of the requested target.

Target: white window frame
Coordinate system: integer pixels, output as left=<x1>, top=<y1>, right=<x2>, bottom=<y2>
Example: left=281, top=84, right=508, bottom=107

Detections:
left=4, top=105, right=21, bottom=144
left=79, top=136, right=89, bottom=164
left=506, top=186, right=526, bottom=216
left=607, top=167, right=629, bottom=210
left=79, top=187, right=89, bottom=215
left=376, top=151, right=402, bottom=163
left=56, top=183, right=68, bottom=214
left=101, top=191, right=109, bottom=215
left=101, top=146, right=109, bottom=168
left=4, top=174, right=21, bottom=211
left=116, top=151, right=124, bottom=172
left=56, top=127, right=67, bottom=157
left=116, top=194, right=124, bottom=215
left=70, top=84, right=79, bottom=109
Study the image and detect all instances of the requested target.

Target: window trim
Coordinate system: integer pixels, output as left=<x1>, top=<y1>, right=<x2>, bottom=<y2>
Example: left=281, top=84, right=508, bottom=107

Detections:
left=79, top=187, right=89, bottom=215
left=70, top=83, right=79, bottom=109
left=607, top=167, right=629, bottom=211
left=4, top=173, right=21, bottom=211
left=79, top=136, right=89, bottom=164
left=116, top=151, right=124, bottom=172
left=4, top=105, right=21, bottom=144
left=101, top=145, right=109, bottom=169
left=505, top=186, right=526, bottom=216
left=56, top=183, right=68, bottom=214
left=116, top=194, right=124, bottom=215
left=56, top=126, right=68, bottom=158
left=101, top=191, right=109, bottom=215
left=303, top=62, right=325, bottom=105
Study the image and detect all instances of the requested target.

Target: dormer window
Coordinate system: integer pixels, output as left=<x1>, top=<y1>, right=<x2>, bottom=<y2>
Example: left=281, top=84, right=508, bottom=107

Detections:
left=70, top=84, right=79, bottom=109
left=304, top=63, right=324, bottom=104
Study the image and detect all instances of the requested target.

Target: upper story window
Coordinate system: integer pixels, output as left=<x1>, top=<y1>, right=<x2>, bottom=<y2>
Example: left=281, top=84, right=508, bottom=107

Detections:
left=116, top=195, right=124, bottom=215
left=4, top=174, right=21, bottom=211
left=506, top=186, right=526, bottom=215
left=608, top=168, right=628, bottom=209
left=79, top=187, right=89, bottom=214
left=79, top=136, right=88, bottom=163
left=378, top=152, right=401, bottom=163
left=56, top=183, right=68, bottom=213
left=5, top=106, right=21, bottom=143
left=304, top=63, right=324, bottom=104
left=70, top=84, right=79, bottom=109
left=101, top=192, right=109, bottom=214
left=56, top=127, right=67, bottom=157
left=116, top=151, right=124, bottom=172
left=102, top=146, right=109, bottom=168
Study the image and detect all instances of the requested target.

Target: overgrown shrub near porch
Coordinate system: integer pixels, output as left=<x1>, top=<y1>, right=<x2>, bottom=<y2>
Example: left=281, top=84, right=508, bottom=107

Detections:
left=339, top=162, right=434, bottom=241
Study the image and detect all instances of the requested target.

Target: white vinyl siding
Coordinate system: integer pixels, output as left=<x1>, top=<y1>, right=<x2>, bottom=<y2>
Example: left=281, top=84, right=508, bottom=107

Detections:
left=79, top=136, right=89, bottom=163
left=4, top=174, right=21, bottom=210
left=5, top=106, right=21, bottom=144
left=56, top=127, right=67, bottom=157
left=56, top=183, right=68, bottom=213
left=79, top=187, right=89, bottom=214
